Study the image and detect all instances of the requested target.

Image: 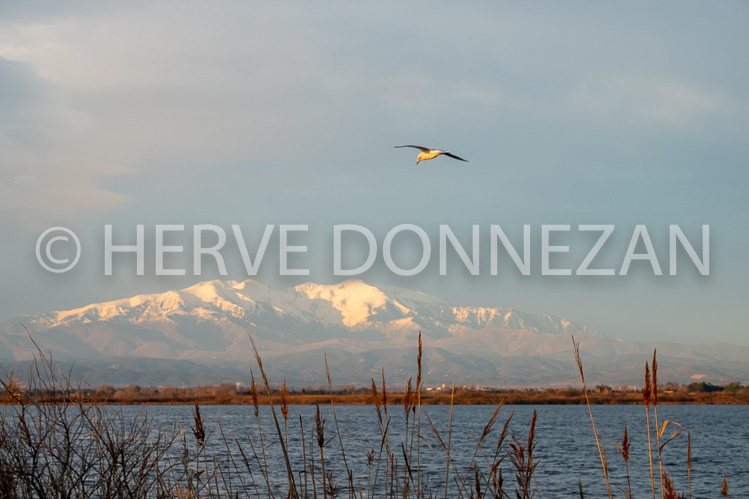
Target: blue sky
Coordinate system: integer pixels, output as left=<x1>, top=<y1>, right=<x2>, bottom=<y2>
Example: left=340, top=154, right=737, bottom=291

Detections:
left=1, top=1, right=747, bottom=344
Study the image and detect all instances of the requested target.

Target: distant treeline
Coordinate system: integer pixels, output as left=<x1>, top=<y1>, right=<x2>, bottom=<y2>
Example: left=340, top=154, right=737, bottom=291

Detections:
left=6, top=380, right=747, bottom=405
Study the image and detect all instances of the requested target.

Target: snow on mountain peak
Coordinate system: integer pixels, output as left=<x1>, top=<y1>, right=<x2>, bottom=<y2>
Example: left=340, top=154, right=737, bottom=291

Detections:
left=183, top=280, right=227, bottom=302
left=22, top=278, right=602, bottom=345
left=295, top=280, right=407, bottom=327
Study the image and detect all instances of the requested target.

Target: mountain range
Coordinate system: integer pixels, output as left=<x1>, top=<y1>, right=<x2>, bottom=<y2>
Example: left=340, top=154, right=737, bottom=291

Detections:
left=2, top=279, right=747, bottom=388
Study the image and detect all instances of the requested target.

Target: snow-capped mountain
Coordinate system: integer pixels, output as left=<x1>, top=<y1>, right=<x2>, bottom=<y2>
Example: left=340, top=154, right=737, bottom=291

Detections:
left=3, top=279, right=600, bottom=358
left=1, top=279, right=747, bottom=387
left=24, top=279, right=601, bottom=337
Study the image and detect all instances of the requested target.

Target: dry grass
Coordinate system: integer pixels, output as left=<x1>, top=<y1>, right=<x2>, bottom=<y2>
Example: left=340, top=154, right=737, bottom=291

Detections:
left=572, top=335, right=612, bottom=498
left=0, top=328, right=736, bottom=497
left=571, top=336, right=724, bottom=499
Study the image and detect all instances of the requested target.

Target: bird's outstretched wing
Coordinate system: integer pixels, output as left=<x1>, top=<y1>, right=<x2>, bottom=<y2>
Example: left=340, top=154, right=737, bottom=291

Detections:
left=394, top=145, right=430, bottom=153
left=443, top=151, right=468, bottom=162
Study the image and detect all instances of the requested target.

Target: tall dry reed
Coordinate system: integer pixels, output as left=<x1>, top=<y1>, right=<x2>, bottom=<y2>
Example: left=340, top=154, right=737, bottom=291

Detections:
left=0, top=326, right=734, bottom=498
left=572, top=335, right=612, bottom=498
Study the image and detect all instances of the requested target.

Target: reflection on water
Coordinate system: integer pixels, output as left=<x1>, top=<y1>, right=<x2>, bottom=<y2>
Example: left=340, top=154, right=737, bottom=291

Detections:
left=126, top=403, right=748, bottom=496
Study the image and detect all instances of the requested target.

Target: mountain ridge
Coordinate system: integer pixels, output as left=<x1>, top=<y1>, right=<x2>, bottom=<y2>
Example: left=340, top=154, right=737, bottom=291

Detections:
left=1, top=279, right=746, bottom=387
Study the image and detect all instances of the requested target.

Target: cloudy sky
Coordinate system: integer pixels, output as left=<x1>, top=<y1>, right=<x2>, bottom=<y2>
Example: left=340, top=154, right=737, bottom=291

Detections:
left=1, top=1, right=747, bottom=344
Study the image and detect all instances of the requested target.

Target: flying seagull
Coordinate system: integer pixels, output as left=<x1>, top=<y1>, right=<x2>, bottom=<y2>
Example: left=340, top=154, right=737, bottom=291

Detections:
left=394, top=145, right=468, bottom=164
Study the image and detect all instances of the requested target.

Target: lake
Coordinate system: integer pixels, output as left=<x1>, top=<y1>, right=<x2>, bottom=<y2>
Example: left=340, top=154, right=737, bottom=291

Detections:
left=121, top=403, right=748, bottom=497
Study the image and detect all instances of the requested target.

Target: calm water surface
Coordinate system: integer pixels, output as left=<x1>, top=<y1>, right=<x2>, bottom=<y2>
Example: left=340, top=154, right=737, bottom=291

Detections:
left=128, top=403, right=748, bottom=496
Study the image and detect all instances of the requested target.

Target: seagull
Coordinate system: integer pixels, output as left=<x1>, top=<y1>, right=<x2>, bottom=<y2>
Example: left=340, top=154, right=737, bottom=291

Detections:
left=394, top=145, right=468, bottom=164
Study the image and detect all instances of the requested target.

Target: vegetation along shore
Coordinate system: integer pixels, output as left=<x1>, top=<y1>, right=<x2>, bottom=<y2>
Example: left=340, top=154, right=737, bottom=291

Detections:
left=0, top=331, right=739, bottom=497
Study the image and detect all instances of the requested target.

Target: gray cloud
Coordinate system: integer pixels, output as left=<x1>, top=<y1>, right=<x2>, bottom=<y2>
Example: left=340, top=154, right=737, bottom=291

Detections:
left=0, top=1, right=747, bottom=344
left=0, top=58, right=129, bottom=231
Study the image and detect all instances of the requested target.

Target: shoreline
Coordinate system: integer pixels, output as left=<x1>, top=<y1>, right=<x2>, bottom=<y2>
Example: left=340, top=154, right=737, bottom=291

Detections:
left=6, top=390, right=748, bottom=406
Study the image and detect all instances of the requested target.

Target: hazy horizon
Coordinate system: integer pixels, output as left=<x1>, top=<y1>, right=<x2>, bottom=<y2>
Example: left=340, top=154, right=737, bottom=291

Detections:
left=1, top=1, right=747, bottom=346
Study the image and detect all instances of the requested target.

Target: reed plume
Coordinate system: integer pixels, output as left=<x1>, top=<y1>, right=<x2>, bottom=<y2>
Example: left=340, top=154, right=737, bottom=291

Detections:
left=402, top=376, right=414, bottom=492
left=614, top=426, right=632, bottom=499
left=662, top=471, right=678, bottom=499
left=191, top=399, right=205, bottom=446
left=281, top=377, right=289, bottom=422
left=381, top=368, right=388, bottom=417
left=510, top=409, right=539, bottom=498
left=721, top=473, right=729, bottom=497
left=572, top=335, right=612, bottom=498
left=250, top=370, right=259, bottom=418
left=315, top=403, right=327, bottom=498
left=645, top=361, right=656, bottom=499
left=249, top=333, right=298, bottom=498
left=653, top=349, right=664, bottom=498
left=403, top=377, right=414, bottom=420
left=281, top=377, right=289, bottom=467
